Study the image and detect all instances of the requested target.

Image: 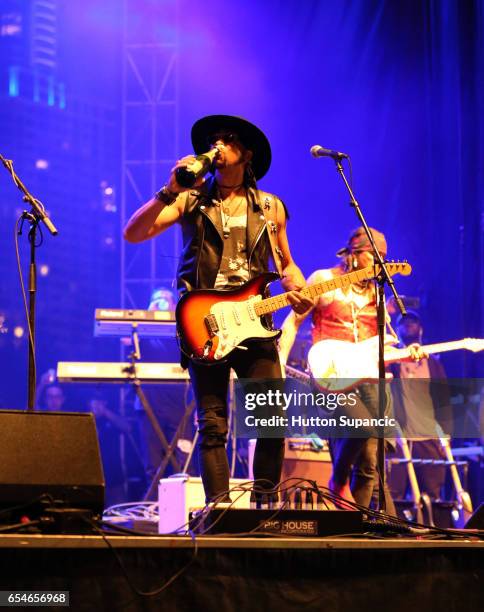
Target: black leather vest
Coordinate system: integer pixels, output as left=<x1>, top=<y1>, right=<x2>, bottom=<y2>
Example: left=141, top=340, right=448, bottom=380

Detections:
left=176, top=178, right=284, bottom=293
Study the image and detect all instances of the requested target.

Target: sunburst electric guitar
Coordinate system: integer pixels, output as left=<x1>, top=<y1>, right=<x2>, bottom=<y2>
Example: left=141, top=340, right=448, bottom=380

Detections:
left=176, top=261, right=411, bottom=363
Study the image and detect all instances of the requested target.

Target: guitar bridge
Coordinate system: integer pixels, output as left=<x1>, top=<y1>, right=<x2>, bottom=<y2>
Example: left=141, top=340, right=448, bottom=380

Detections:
left=204, top=314, right=219, bottom=337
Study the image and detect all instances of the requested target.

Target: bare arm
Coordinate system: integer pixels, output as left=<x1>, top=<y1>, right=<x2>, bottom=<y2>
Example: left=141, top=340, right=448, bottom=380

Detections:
left=123, top=195, right=184, bottom=243
left=123, top=155, right=203, bottom=243
left=275, top=204, right=306, bottom=291
left=274, top=202, right=314, bottom=318
left=278, top=269, right=321, bottom=364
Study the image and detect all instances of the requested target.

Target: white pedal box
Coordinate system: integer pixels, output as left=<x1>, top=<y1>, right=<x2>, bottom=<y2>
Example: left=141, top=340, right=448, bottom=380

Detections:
left=158, top=476, right=252, bottom=534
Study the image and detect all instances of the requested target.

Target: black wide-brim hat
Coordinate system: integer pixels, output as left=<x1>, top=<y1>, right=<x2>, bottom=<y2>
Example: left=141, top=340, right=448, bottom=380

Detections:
left=191, top=115, right=272, bottom=180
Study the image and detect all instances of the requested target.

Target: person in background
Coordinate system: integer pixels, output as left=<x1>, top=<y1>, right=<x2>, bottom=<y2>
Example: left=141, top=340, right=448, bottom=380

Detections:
left=280, top=227, right=425, bottom=512
left=36, top=369, right=66, bottom=412
left=389, top=311, right=453, bottom=501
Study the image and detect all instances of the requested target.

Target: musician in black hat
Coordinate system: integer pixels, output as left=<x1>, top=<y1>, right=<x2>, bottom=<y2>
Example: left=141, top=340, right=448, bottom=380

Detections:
left=124, top=115, right=312, bottom=502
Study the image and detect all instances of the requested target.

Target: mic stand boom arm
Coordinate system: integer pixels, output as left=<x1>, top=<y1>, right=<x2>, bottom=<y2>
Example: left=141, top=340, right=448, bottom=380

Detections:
left=333, top=158, right=407, bottom=513
left=0, top=153, right=58, bottom=236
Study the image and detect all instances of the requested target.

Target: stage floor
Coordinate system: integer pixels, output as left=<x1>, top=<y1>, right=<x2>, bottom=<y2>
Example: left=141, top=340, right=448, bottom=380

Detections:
left=1, top=532, right=483, bottom=612
left=1, top=532, right=484, bottom=549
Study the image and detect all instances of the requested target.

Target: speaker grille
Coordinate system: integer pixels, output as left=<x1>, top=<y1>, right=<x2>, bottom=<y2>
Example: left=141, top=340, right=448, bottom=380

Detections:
left=0, top=410, right=105, bottom=512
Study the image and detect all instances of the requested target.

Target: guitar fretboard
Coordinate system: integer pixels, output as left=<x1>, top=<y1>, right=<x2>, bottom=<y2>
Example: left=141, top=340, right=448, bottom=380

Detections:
left=387, top=339, right=478, bottom=361
left=254, top=267, right=372, bottom=316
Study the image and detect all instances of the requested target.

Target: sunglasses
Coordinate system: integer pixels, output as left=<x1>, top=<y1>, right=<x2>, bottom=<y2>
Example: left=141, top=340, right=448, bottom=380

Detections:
left=207, top=132, right=240, bottom=147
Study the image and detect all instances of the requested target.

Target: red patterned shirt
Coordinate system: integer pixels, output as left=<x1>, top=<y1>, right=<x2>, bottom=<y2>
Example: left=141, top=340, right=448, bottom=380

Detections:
left=308, top=266, right=380, bottom=344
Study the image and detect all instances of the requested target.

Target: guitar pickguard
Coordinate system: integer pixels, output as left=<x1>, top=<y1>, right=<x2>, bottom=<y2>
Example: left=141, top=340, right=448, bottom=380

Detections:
left=209, top=294, right=278, bottom=360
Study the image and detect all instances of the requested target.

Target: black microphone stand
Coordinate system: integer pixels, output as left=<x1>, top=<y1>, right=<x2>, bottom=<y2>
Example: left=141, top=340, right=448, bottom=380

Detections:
left=0, top=153, right=58, bottom=411
left=332, top=155, right=406, bottom=512
left=123, top=324, right=183, bottom=500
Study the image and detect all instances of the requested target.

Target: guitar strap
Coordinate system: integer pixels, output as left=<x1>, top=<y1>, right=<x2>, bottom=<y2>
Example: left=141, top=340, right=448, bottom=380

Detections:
left=253, top=189, right=285, bottom=277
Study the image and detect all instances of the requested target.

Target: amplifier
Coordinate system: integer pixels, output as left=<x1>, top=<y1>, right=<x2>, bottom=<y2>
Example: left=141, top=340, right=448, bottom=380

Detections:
left=283, top=438, right=332, bottom=488
left=192, top=507, right=363, bottom=537
left=248, top=438, right=332, bottom=489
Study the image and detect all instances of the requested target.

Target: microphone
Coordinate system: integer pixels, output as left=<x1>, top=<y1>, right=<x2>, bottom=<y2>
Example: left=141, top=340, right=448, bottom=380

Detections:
left=310, top=145, right=349, bottom=160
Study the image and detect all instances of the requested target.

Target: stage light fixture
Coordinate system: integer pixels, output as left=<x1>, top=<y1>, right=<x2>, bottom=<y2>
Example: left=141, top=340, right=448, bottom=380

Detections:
left=13, top=326, right=25, bottom=338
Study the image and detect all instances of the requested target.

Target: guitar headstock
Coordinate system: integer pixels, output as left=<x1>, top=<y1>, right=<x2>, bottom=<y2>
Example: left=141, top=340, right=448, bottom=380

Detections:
left=462, top=338, right=484, bottom=353
left=363, top=260, right=412, bottom=280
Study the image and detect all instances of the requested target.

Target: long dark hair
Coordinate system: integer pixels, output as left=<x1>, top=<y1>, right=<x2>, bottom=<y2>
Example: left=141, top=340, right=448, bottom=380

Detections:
left=243, top=161, right=257, bottom=189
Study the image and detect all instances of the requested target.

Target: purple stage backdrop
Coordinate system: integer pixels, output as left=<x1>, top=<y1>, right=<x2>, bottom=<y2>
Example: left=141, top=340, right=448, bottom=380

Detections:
left=0, top=0, right=482, bottom=502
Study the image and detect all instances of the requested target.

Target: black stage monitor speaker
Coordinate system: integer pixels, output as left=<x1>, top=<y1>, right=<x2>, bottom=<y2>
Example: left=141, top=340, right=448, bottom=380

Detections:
left=464, top=503, right=484, bottom=529
left=0, top=410, right=105, bottom=515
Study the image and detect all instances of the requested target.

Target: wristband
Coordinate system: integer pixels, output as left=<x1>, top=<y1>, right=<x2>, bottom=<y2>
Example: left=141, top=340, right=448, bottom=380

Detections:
left=154, top=185, right=178, bottom=205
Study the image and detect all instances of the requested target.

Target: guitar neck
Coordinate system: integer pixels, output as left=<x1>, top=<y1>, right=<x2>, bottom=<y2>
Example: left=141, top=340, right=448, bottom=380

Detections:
left=254, top=268, right=371, bottom=316
left=390, top=340, right=471, bottom=361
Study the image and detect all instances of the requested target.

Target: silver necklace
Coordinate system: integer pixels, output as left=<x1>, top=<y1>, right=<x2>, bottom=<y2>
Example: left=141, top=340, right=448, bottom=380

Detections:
left=220, top=192, right=246, bottom=238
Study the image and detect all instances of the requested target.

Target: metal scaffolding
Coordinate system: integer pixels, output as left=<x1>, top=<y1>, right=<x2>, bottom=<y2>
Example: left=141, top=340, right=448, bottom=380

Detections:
left=118, top=1, right=181, bottom=494
left=120, top=0, right=180, bottom=311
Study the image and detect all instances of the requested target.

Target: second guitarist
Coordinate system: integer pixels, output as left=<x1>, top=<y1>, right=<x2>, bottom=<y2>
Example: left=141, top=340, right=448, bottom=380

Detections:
left=279, top=227, right=425, bottom=511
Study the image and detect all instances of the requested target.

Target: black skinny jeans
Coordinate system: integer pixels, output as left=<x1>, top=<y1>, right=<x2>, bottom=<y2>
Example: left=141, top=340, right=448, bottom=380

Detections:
left=189, top=340, right=285, bottom=502
left=329, top=383, right=396, bottom=514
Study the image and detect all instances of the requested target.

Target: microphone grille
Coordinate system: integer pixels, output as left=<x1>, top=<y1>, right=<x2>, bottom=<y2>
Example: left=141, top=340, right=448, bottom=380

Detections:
left=310, top=145, right=322, bottom=158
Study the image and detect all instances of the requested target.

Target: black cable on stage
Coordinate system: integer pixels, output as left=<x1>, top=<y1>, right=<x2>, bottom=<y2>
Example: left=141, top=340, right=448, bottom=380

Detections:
left=190, top=486, right=253, bottom=537
left=310, top=481, right=483, bottom=539
left=0, top=494, right=55, bottom=519
left=184, top=478, right=289, bottom=537
left=85, top=517, right=199, bottom=603
left=193, top=477, right=483, bottom=540
left=193, top=477, right=338, bottom=538
left=103, top=478, right=482, bottom=541
left=188, top=476, right=354, bottom=539
left=0, top=520, right=41, bottom=533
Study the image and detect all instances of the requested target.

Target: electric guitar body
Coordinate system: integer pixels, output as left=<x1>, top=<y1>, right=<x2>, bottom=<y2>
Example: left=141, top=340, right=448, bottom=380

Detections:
left=176, top=272, right=280, bottom=362
left=176, top=261, right=412, bottom=364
